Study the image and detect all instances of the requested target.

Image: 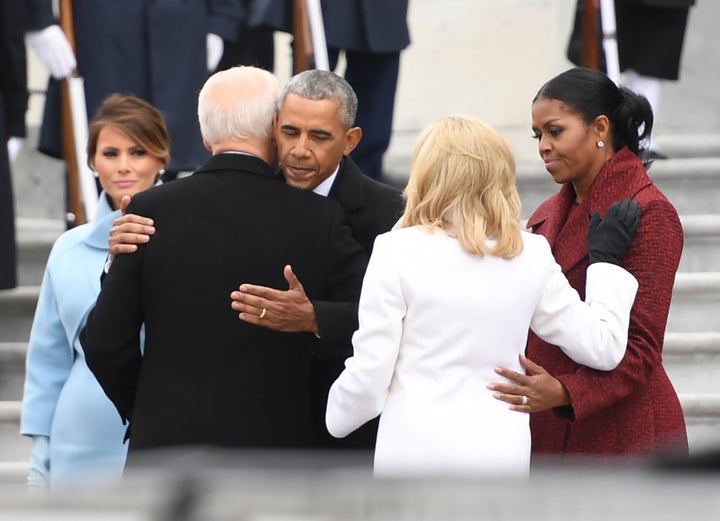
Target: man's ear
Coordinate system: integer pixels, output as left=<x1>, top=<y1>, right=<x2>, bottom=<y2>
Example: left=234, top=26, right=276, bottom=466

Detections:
left=343, top=127, right=362, bottom=156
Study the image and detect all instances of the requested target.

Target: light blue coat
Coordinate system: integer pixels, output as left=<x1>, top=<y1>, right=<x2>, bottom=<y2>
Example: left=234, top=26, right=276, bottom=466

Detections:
left=20, top=194, right=129, bottom=488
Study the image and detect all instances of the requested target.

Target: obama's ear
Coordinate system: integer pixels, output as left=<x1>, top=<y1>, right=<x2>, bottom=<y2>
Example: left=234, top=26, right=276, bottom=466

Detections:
left=343, top=127, right=362, bottom=155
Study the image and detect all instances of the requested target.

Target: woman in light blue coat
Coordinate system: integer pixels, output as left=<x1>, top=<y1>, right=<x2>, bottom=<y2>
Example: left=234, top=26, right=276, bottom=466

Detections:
left=20, top=94, right=170, bottom=489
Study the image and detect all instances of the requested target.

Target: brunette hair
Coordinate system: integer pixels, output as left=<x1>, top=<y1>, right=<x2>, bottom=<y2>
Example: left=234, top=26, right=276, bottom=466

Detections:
left=87, top=94, right=171, bottom=170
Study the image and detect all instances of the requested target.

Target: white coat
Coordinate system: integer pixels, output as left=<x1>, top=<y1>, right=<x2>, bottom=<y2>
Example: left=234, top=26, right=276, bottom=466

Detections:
left=326, top=226, right=638, bottom=477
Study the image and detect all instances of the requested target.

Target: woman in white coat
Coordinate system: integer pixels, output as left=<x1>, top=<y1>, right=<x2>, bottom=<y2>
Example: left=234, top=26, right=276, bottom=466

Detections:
left=20, top=95, right=170, bottom=489
left=325, top=115, right=641, bottom=477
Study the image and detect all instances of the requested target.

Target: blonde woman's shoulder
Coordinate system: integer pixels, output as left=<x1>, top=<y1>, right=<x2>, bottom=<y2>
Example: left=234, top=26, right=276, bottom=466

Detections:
left=519, top=229, right=554, bottom=254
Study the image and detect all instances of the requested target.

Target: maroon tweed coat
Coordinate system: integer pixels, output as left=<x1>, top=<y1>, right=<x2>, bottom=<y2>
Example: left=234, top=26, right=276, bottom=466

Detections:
left=526, top=147, right=688, bottom=460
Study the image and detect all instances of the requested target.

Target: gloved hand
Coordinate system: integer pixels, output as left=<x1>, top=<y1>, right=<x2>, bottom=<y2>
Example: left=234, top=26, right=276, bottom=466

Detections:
left=206, top=33, right=224, bottom=72
left=587, top=198, right=642, bottom=265
left=27, top=25, right=77, bottom=80
left=27, top=435, right=50, bottom=489
left=7, top=137, right=24, bottom=163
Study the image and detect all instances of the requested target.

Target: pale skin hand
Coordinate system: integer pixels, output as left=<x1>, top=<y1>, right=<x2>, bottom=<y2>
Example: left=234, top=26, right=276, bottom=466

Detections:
left=230, top=264, right=319, bottom=333
left=487, top=354, right=571, bottom=413
left=108, top=195, right=156, bottom=260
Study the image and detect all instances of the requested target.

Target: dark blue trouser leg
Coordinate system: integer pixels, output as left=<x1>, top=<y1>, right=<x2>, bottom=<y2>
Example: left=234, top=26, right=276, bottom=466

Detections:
left=329, top=48, right=400, bottom=181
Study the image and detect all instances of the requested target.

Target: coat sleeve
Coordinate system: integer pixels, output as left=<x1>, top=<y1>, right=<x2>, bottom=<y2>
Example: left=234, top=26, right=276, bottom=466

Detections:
left=80, top=241, right=145, bottom=424
left=311, top=300, right=360, bottom=358
left=20, top=267, right=74, bottom=436
left=311, top=205, right=367, bottom=357
left=326, top=233, right=403, bottom=438
left=555, top=199, right=683, bottom=421
left=530, top=247, right=639, bottom=371
left=25, top=0, right=55, bottom=31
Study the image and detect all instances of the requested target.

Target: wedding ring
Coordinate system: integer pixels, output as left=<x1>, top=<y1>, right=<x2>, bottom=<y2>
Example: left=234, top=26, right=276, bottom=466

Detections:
left=259, top=308, right=267, bottom=319
left=521, top=395, right=528, bottom=406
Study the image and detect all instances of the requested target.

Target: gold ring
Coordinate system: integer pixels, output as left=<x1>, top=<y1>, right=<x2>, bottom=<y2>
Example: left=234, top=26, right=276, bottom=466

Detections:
left=259, top=308, right=267, bottom=319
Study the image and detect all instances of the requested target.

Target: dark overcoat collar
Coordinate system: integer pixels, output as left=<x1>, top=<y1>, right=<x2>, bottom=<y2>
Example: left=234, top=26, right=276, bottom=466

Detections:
left=194, top=152, right=277, bottom=179
left=328, top=156, right=366, bottom=214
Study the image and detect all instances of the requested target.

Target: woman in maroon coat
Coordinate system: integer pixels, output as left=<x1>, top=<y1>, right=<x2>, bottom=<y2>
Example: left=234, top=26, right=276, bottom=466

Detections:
left=489, top=67, right=688, bottom=461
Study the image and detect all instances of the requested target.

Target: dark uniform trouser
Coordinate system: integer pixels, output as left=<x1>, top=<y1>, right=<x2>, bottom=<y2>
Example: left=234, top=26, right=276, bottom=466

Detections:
left=329, top=48, right=400, bottom=182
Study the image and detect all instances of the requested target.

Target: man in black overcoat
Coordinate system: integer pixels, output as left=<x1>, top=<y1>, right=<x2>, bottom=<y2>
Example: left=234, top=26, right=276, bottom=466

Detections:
left=230, top=70, right=405, bottom=450
left=110, top=70, right=405, bottom=452
left=80, top=66, right=367, bottom=456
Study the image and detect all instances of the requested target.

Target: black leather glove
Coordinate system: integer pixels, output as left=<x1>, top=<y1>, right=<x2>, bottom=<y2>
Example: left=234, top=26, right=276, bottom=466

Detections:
left=587, top=198, right=642, bottom=265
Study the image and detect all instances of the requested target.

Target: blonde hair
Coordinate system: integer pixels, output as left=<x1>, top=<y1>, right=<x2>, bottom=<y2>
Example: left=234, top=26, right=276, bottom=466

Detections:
left=400, top=114, right=523, bottom=259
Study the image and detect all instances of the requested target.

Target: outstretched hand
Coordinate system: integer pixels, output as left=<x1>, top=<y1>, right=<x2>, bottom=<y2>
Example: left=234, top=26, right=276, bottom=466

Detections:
left=230, top=265, right=318, bottom=333
left=587, top=198, right=642, bottom=265
left=108, top=195, right=155, bottom=259
left=488, top=354, right=570, bottom=413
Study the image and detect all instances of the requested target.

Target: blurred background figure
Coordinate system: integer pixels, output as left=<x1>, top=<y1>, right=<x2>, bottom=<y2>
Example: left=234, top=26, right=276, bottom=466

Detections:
left=0, top=0, right=28, bottom=290
left=20, top=94, right=170, bottom=490
left=566, top=0, right=696, bottom=159
left=217, top=0, right=275, bottom=72
left=26, top=0, right=240, bottom=190
left=251, top=0, right=411, bottom=183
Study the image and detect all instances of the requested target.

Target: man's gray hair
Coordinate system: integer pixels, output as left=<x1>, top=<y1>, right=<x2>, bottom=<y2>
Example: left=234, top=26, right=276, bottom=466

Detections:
left=278, top=70, right=358, bottom=128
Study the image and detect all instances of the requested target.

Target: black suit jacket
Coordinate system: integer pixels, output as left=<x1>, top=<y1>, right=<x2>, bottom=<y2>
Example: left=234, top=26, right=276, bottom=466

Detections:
left=311, top=156, right=405, bottom=450
left=313, top=156, right=404, bottom=347
left=81, top=153, right=367, bottom=452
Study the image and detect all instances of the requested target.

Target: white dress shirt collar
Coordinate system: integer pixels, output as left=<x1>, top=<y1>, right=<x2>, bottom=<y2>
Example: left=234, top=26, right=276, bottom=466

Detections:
left=312, top=164, right=340, bottom=197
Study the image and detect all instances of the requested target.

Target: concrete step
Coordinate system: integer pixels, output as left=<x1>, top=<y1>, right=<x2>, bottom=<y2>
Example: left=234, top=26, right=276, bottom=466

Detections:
left=1, top=332, right=715, bottom=402
left=666, top=272, right=720, bottom=332
left=12, top=212, right=719, bottom=294
left=16, top=218, right=64, bottom=287
left=514, top=157, right=720, bottom=220
left=650, top=158, right=720, bottom=216
left=0, top=343, right=25, bottom=401
left=2, top=272, right=718, bottom=344
left=656, top=134, right=720, bottom=159
left=0, top=394, right=717, bottom=472
left=663, top=333, right=720, bottom=394
left=679, top=215, right=720, bottom=272
left=0, top=401, right=30, bottom=466
left=0, top=286, right=38, bottom=343
left=681, top=394, right=720, bottom=453
left=386, top=134, right=720, bottom=190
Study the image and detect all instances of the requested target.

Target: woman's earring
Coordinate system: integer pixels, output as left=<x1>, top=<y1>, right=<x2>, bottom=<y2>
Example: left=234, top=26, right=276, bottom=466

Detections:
left=597, top=140, right=605, bottom=148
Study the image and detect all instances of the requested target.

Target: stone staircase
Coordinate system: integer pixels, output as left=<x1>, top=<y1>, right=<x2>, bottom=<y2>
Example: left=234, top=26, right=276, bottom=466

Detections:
left=2, top=136, right=720, bottom=485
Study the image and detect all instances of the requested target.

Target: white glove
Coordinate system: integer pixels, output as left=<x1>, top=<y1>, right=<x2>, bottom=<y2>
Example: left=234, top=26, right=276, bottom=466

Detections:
left=27, top=25, right=77, bottom=80
left=206, top=33, right=224, bottom=72
left=7, top=137, right=24, bottom=163
left=27, top=435, right=51, bottom=489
